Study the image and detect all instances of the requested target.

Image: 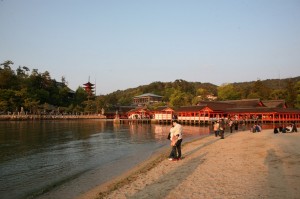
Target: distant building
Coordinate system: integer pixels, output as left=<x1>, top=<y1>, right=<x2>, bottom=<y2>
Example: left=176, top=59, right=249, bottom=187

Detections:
left=83, top=81, right=95, bottom=96
left=206, top=94, right=217, bottom=101
left=133, top=93, right=163, bottom=106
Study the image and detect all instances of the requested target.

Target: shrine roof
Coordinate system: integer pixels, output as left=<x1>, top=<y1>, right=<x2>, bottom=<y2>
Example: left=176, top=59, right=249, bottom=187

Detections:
left=134, top=93, right=162, bottom=98
left=262, top=100, right=287, bottom=108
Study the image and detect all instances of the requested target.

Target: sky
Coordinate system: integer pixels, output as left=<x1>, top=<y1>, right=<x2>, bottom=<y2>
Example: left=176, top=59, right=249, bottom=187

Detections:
left=1, top=0, right=300, bottom=95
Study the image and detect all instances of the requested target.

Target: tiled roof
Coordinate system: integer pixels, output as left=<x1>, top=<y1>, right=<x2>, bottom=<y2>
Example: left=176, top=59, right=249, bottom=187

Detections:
left=274, top=108, right=300, bottom=113
left=226, top=107, right=300, bottom=114
left=175, top=105, right=207, bottom=112
left=222, top=99, right=264, bottom=108
left=154, top=106, right=174, bottom=112
left=134, top=93, right=162, bottom=98
left=225, top=107, right=277, bottom=113
left=127, top=107, right=150, bottom=113
left=262, top=100, right=287, bottom=108
left=197, top=101, right=235, bottom=111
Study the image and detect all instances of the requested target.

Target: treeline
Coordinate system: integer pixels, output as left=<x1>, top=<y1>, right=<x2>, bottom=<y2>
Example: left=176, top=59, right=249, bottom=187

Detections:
left=99, top=77, right=300, bottom=110
left=0, top=60, right=89, bottom=114
left=1, top=60, right=300, bottom=115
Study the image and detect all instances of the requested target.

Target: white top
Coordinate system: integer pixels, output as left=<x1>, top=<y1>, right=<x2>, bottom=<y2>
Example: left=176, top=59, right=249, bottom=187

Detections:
left=170, top=123, right=183, bottom=140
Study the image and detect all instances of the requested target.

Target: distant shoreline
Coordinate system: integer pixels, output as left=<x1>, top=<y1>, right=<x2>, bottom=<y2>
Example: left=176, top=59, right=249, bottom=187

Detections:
left=0, top=114, right=106, bottom=121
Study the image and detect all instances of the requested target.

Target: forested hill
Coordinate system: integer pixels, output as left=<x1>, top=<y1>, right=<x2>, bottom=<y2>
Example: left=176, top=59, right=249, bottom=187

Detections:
left=232, top=76, right=300, bottom=90
left=101, top=76, right=300, bottom=109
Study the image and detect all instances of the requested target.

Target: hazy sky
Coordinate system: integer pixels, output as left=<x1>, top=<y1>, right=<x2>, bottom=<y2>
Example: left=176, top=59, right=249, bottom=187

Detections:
left=1, top=0, right=300, bottom=95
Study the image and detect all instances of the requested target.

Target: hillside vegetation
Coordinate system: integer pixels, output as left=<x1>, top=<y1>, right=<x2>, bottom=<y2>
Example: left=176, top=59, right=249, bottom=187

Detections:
left=1, top=60, right=299, bottom=114
left=99, top=77, right=300, bottom=110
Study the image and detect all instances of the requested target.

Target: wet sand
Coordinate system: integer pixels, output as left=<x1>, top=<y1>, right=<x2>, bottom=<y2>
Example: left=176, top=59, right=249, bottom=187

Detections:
left=77, top=129, right=300, bottom=199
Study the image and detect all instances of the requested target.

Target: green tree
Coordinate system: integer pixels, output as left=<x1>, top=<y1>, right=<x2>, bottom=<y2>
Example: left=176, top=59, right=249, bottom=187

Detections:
left=217, top=84, right=241, bottom=100
left=169, top=90, right=191, bottom=108
left=294, top=81, right=300, bottom=109
left=270, top=89, right=286, bottom=100
left=24, top=98, right=40, bottom=114
left=74, top=87, right=88, bottom=106
left=0, top=61, right=18, bottom=89
left=248, top=80, right=271, bottom=100
left=0, top=100, right=8, bottom=113
left=286, top=79, right=297, bottom=107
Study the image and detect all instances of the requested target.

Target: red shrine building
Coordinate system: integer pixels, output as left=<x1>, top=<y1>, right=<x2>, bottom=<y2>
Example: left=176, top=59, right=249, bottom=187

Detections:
left=125, top=94, right=300, bottom=124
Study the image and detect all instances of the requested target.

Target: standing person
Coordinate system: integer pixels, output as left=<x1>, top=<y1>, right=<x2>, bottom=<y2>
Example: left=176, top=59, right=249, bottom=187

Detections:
left=219, top=119, right=226, bottom=139
left=292, top=122, right=298, bottom=132
left=241, top=119, right=246, bottom=131
left=213, top=121, right=220, bottom=137
left=168, top=120, right=183, bottom=161
left=168, top=124, right=176, bottom=160
left=234, top=120, right=239, bottom=131
left=229, top=119, right=233, bottom=133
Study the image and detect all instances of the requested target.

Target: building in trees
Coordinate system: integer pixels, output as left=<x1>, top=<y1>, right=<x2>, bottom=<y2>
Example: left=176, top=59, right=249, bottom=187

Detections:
left=133, top=93, right=162, bottom=106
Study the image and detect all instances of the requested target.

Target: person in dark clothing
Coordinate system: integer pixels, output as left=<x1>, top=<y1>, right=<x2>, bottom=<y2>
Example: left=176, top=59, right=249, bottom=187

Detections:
left=292, top=122, right=298, bottom=132
left=234, top=120, right=238, bottom=131
left=229, top=119, right=233, bottom=133
left=219, top=119, right=226, bottom=139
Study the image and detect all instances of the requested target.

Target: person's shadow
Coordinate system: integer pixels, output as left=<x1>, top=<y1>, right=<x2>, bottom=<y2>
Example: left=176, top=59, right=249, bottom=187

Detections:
left=264, top=149, right=288, bottom=198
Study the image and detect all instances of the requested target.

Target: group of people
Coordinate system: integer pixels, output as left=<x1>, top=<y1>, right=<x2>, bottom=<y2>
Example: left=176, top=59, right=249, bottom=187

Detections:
left=274, top=122, right=298, bottom=134
left=251, top=123, right=262, bottom=133
left=213, top=119, right=226, bottom=139
left=167, top=119, right=298, bottom=162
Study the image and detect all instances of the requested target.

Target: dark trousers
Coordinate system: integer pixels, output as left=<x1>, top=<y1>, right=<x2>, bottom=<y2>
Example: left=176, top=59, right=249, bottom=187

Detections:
left=220, top=130, right=224, bottom=139
left=176, top=139, right=182, bottom=158
left=169, top=139, right=183, bottom=159
left=214, top=130, right=219, bottom=137
left=169, top=146, right=177, bottom=159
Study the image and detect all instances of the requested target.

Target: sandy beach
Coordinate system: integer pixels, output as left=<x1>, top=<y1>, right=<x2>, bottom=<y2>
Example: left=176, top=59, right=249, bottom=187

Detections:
left=76, top=129, right=300, bottom=199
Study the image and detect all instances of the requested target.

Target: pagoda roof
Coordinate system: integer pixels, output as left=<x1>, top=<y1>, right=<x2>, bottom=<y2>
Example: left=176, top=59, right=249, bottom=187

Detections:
left=83, top=81, right=94, bottom=86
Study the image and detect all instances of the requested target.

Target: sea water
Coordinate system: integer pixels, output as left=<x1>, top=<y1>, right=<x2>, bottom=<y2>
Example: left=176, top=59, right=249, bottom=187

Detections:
left=0, top=120, right=211, bottom=199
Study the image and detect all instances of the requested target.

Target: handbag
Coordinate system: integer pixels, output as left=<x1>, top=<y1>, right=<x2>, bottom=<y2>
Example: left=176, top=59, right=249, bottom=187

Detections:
left=167, top=132, right=171, bottom=140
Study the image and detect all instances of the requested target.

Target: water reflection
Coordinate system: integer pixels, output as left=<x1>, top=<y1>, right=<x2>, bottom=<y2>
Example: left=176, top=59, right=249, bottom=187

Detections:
left=0, top=120, right=210, bottom=199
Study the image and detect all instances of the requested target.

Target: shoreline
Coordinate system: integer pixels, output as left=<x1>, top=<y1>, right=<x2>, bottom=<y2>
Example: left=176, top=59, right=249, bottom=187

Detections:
left=0, top=114, right=106, bottom=121
left=75, top=134, right=213, bottom=199
left=77, top=129, right=300, bottom=199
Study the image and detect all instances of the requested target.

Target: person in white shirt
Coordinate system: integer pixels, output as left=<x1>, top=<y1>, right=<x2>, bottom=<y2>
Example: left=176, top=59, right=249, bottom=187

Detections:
left=168, top=120, right=183, bottom=161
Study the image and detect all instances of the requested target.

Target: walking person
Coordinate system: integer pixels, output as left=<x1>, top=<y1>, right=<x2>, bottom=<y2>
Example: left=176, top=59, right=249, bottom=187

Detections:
left=168, top=119, right=183, bottom=161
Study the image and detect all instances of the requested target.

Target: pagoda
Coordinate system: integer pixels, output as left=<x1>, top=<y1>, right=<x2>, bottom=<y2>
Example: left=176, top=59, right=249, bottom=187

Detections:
left=83, top=81, right=95, bottom=96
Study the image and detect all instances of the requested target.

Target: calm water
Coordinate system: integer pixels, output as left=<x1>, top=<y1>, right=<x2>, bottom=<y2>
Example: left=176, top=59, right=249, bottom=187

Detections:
left=0, top=120, right=212, bottom=199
